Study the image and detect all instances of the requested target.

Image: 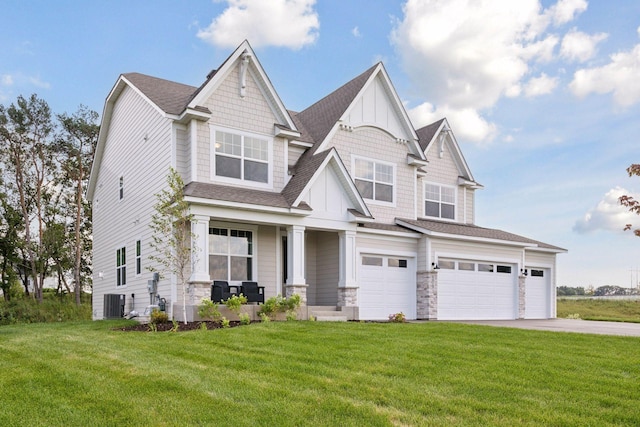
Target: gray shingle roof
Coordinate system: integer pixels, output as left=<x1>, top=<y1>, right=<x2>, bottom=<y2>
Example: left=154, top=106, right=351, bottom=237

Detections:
left=295, top=63, right=378, bottom=153
left=281, top=149, right=331, bottom=206
left=416, top=119, right=444, bottom=152
left=397, top=218, right=565, bottom=251
left=184, top=181, right=310, bottom=210
left=123, top=72, right=197, bottom=115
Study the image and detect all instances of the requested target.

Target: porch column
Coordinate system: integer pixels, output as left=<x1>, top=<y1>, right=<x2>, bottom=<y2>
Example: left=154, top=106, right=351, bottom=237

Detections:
left=518, top=274, right=526, bottom=319
left=285, top=225, right=308, bottom=303
left=337, top=230, right=358, bottom=307
left=188, top=215, right=211, bottom=303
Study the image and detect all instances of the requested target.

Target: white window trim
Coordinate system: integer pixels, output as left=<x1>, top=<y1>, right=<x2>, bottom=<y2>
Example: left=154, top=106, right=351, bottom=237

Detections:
left=208, top=222, right=259, bottom=285
left=423, top=181, right=457, bottom=222
left=116, top=245, right=127, bottom=287
left=209, top=125, right=273, bottom=190
left=351, top=155, right=396, bottom=207
left=135, top=239, right=142, bottom=276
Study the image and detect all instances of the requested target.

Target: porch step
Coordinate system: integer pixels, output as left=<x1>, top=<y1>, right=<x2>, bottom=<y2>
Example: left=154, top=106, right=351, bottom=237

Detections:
left=310, top=309, right=348, bottom=322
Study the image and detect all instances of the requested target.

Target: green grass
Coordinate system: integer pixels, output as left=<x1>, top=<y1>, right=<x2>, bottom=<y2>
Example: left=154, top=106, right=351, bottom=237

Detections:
left=1, top=321, right=639, bottom=426
left=557, top=298, right=640, bottom=322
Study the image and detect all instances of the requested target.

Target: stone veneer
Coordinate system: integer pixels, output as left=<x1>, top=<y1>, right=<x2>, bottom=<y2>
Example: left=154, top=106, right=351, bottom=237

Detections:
left=337, top=287, right=358, bottom=307
left=518, top=275, right=526, bottom=319
left=285, top=284, right=308, bottom=305
left=188, top=281, right=212, bottom=305
left=417, top=271, right=438, bottom=319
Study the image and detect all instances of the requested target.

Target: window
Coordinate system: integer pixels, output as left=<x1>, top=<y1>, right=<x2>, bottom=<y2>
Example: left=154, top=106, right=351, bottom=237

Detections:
left=209, top=227, right=254, bottom=282
left=496, top=265, right=512, bottom=274
left=424, top=183, right=455, bottom=220
left=119, top=176, right=124, bottom=200
left=116, top=247, right=126, bottom=286
left=135, top=240, right=141, bottom=275
left=478, top=263, right=494, bottom=272
left=438, top=260, right=455, bottom=269
left=531, top=269, right=544, bottom=277
left=213, top=130, right=270, bottom=184
left=353, top=157, right=394, bottom=203
left=388, top=258, right=408, bottom=268
left=362, top=256, right=383, bottom=266
left=458, top=262, right=475, bottom=271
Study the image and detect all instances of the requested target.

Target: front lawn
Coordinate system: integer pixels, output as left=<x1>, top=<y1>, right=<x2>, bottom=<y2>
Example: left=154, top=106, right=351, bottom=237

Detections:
left=0, top=321, right=638, bottom=426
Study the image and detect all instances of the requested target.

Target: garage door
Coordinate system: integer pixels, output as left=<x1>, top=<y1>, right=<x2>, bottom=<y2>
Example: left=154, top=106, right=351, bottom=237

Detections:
left=437, top=259, right=517, bottom=320
left=359, top=254, right=416, bottom=320
left=525, top=268, right=549, bottom=319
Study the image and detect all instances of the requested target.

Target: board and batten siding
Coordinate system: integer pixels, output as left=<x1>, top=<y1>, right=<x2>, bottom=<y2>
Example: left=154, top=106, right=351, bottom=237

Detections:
left=331, top=127, right=416, bottom=224
left=193, top=63, right=287, bottom=192
left=91, top=85, right=173, bottom=319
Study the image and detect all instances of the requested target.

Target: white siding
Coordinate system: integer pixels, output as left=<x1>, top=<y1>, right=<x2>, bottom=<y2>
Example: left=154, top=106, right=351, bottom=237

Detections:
left=300, top=163, right=357, bottom=222
left=174, top=125, right=190, bottom=183
left=91, top=86, right=173, bottom=319
left=257, top=225, right=278, bottom=298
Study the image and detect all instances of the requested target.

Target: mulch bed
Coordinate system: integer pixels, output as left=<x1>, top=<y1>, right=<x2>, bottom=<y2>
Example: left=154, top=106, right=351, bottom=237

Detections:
left=115, top=320, right=244, bottom=332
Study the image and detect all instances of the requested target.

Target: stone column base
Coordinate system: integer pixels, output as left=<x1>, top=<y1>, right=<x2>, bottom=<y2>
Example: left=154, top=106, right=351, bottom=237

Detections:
left=417, top=270, right=438, bottom=319
left=285, top=284, right=308, bottom=305
left=337, top=286, right=358, bottom=307
left=188, top=280, right=212, bottom=305
left=518, top=275, right=526, bottom=319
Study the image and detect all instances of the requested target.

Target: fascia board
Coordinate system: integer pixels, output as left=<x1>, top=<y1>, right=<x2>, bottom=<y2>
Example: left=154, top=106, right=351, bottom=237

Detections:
left=395, top=219, right=539, bottom=248
left=185, top=195, right=311, bottom=216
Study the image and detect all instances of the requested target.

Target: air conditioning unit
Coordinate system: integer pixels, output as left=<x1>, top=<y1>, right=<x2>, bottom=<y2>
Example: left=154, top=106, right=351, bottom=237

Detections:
left=104, top=294, right=126, bottom=319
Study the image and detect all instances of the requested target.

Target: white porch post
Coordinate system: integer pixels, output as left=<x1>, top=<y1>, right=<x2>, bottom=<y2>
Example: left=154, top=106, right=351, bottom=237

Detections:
left=189, top=214, right=210, bottom=284
left=338, top=230, right=358, bottom=307
left=286, top=225, right=307, bottom=303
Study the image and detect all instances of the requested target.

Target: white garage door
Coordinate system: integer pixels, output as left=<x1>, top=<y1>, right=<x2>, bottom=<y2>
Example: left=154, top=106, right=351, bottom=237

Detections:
left=437, top=259, right=517, bottom=320
left=525, top=268, right=549, bottom=319
left=359, top=254, right=416, bottom=320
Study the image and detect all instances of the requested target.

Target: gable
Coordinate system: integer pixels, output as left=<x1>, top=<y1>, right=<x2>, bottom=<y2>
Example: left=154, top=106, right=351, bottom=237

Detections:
left=345, top=74, right=407, bottom=140
left=300, top=162, right=362, bottom=221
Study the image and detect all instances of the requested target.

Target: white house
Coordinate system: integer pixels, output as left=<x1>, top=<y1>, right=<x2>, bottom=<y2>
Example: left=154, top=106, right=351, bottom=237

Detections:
left=87, top=40, right=565, bottom=321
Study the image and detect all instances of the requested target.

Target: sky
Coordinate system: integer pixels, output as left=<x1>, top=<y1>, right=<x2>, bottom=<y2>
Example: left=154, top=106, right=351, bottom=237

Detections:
left=2, top=0, right=640, bottom=289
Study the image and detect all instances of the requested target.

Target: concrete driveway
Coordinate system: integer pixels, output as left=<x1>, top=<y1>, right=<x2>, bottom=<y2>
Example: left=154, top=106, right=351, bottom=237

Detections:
left=451, top=319, right=640, bottom=337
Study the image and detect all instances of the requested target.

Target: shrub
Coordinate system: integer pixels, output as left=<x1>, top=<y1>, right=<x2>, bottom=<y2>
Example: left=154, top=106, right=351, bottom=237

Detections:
left=198, top=298, right=221, bottom=321
left=388, top=312, right=406, bottom=323
left=258, top=294, right=302, bottom=321
left=221, top=317, right=230, bottom=328
left=224, top=293, right=248, bottom=315
left=239, top=312, right=251, bottom=325
left=150, top=309, right=169, bottom=324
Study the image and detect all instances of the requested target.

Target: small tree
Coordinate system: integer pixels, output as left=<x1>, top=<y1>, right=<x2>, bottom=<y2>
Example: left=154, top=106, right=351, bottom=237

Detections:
left=148, top=168, right=195, bottom=324
left=619, top=164, right=640, bottom=236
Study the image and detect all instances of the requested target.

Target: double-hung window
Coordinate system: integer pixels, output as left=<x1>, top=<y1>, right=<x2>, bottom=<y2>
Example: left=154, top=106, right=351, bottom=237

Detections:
left=116, top=247, right=126, bottom=286
left=213, top=129, right=270, bottom=185
left=209, top=227, right=254, bottom=282
left=135, top=240, right=141, bottom=275
left=353, top=157, right=394, bottom=204
left=425, top=183, right=456, bottom=220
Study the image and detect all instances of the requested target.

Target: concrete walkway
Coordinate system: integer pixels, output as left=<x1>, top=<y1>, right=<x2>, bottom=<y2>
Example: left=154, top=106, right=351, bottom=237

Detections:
left=449, top=318, right=640, bottom=337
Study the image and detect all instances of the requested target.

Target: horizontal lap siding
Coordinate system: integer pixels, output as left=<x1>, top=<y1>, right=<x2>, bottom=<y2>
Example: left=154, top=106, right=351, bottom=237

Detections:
left=257, top=225, right=277, bottom=298
left=92, top=86, right=172, bottom=319
left=315, top=232, right=339, bottom=306
left=432, top=239, right=522, bottom=263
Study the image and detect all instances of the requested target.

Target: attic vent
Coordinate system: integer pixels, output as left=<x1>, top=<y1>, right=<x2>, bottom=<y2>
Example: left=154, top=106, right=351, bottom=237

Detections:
left=103, top=294, right=126, bottom=319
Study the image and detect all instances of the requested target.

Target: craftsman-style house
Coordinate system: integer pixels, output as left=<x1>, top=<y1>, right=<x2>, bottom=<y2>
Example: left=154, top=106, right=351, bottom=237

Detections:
left=88, top=41, right=564, bottom=321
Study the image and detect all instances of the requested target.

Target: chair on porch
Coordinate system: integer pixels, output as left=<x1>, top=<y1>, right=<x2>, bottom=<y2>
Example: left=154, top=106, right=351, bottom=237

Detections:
left=241, top=281, right=265, bottom=304
left=211, top=281, right=239, bottom=303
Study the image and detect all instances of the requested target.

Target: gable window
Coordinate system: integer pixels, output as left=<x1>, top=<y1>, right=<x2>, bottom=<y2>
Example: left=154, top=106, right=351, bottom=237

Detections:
left=135, top=240, right=141, bottom=275
left=119, top=176, right=124, bottom=200
left=209, top=227, right=254, bottom=282
left=424, top=183, right=455, bottom=220
left=212, top=129, right=271, bottom=185
left=353, top=157, right=395, bottom=204
left=116, top=247, right=126, bottom=286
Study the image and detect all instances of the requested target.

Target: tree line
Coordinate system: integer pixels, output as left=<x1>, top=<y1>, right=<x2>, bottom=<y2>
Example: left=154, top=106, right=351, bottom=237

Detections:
left=0, top=94, right=99, bottom=305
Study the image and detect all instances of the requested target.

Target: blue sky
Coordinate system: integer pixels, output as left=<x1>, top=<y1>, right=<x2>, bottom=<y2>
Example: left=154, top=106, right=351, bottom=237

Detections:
left=2, top=0, right=640, bottom=289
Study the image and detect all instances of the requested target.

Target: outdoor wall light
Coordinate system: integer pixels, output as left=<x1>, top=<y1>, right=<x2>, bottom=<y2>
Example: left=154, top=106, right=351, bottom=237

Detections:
left=432, top=262, right=439, bottom=270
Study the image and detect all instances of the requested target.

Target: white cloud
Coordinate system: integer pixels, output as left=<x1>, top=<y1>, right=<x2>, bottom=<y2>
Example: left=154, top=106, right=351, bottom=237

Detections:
left=28, top=76, right=50, bottom=89
left=391, top=0, right=584, bottom=144
left=560, top=28, right=608, bottom=62
left=1, top=74, right=13, bottom=86
left=569, top=44, right=640, bottom=106
left=409, top=102, right=497, bottom=143
left=573, top=187, right=639, bottom=233
left=352, top=26, right=361, bottom=38
left=524, top=73, right=558, bottom=97
left=197, top=0, right=319, bottom=50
